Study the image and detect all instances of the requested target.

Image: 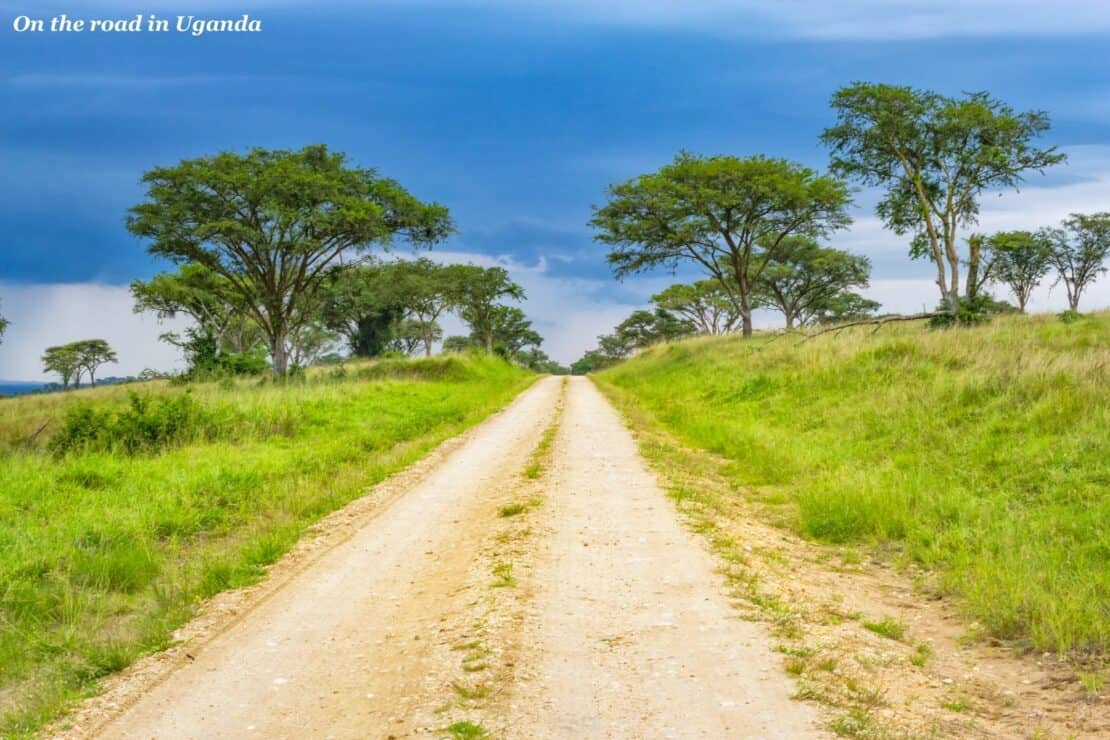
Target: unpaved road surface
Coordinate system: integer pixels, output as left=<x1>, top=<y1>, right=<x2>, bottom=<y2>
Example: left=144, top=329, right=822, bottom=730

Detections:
left=71, top=376, right=819, bottom=739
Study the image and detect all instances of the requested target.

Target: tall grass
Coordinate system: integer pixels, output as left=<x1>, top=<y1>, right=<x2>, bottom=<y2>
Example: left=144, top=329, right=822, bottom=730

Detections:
left=599, top=313, right=1109, bottom=663
left=0, top=355, right=532, bottom=735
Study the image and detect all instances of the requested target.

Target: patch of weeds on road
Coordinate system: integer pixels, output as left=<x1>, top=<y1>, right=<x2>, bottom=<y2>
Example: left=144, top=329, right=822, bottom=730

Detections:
left=521, top=381, right=565, bottom=480
left=942, top=691, right=973, bottom=713
left=444, top=719, right=490, bottom=738
left=490, top=561, right=516, bottom=588
left=909, top=642, right=932, bottom=667
left=497, top=497, right=542, bottom=518
left=1078, top=669, right=1105, bottom=696
left=862, top=617, right=906, bottom=641
left=451, top=682, right=491, bottom=701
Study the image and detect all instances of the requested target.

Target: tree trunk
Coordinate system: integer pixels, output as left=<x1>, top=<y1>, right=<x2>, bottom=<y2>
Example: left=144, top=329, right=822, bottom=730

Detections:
left=423, top=336, right=433, bottom=358
left=965, top=235, right=982, bottom=300
left=740, top=291, right=753, bottom=338
left=485, top=331, right=493, bottom=353
left=270, top=335, right=289, bottom=376
left=785, top=313, right=795, bottom=330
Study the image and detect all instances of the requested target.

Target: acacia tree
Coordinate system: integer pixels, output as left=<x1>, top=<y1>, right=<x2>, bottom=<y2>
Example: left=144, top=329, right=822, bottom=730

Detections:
left=1044, top=213, right=1110, bottom=311
left=592, top=153, right=852, bottom=337
left=812, top=292, right=881, bottom=325
left=821, top=83, right=1064, bottom=317
left=484, top=306, right=542, bottom=359
left=651, top=280, right=740, bottom=335
left=74, top=339, right=117, bottom=386
left=42, top=344, right=82, bottom=389
left=126, top=145, right=453, bottom=376
left=456, top=266, right=525, bottom=353
left=392, top=259, right=468, bottom=357
left=319, top=262, right=408, bottom=357
left=983, top=230, right=1054, bottom=313
left=130, top=265, right=250, bottom=355
left=753, top=237, right=872, bottom=328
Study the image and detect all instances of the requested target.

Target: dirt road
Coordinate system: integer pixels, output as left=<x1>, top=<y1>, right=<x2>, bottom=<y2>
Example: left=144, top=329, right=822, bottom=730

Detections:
left=72, top=376, right=820, bottom=739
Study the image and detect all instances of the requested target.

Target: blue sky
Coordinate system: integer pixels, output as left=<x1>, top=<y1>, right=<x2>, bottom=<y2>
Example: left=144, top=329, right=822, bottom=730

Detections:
left=2, top=0, right=1110, bottom=376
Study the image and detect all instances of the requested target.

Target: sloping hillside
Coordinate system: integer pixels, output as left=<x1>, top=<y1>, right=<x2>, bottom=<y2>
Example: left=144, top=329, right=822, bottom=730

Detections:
left=599, top=313, right=1109, bottom=662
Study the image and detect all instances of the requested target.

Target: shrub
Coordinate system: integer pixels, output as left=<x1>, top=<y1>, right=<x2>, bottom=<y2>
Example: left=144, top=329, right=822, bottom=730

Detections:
left=51, top=392, right=218, bottom=456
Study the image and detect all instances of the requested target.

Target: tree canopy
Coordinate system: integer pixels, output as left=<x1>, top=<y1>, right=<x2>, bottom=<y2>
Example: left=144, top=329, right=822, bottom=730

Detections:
left=456, top=266, right=526, bottom=352
left=753, top=237, right=872, bottom=328
left=126, top=145, right=453, bottom=375
left=1044, top=212, right=1110, bottom=312
left=42, top=339, right=117, bottom=389
left=592, top=152, right=852, bottom=336
left=822, top=83, right=1064, bottom=316
left=651, top=280, right=740, bottom=335
left=983, top=230, right=1054, bottom=313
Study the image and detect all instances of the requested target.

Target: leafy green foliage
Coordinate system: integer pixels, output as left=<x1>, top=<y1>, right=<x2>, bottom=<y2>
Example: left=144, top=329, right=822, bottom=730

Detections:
left=1044, top=212, right=1110, bottom=311
left=0, top=298, right=8, bottom=346
left=592, top=151, right=852, bottom=335
left=651, top=280, right=740, bottom=335
left=41, top=339, right=118, bottom=389
left=50, top=392, right=217, bottom=456
left=126, top=145, right=453, bottom=375
left=455, top=265, right=526, bottom=352
left=983, top=230, right=1055, bottom=313
left=752, top=236, right=872, bottom=328
left=822, top=83, right=1064, bottom=314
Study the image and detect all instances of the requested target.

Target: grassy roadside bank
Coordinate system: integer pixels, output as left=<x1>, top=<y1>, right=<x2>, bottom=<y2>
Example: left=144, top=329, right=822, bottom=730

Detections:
left=0, top=356, right=533, bottom=735
left=597, top=313, right=1109, bottom=668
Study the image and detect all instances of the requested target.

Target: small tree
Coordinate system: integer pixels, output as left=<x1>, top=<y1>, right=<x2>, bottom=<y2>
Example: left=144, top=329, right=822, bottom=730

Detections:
left=822, top=83, right=1064, bottom=317
left=753, top=237, right=872, bottom=328
left=131, top=264, right=248, bottom=352
left=484, top=306, right=542, bottom=359
left=441, top=335, right=474, bottom=353
left=392, top=259, right=469, bottom=357
left=319, top=262, right=409, bottom=358
left=74, top=339, right=117, bottom=386
left=42, top=344, right=83, bottom=389
left=983, top=231, right=1054, bottom=313
left=127, top=145, right=452, bottom=376
left=593, top=153, right=852, bottom=337
left=387, top=318, right=437, bottom=356
left=456, top=266, right=525, bottom=353
left=812, top=292, right=882, bottom=325
left=1044, top=213, right=1110, bottom=312
left=0, top=298, right=8, bottom=345
left=651, top=280, right=740, bottom=335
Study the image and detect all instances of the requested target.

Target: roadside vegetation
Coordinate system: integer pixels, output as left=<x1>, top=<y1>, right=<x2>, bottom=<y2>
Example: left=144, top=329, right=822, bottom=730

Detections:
left=598, top=313, right=1109, bottom=667
left=0, top=355, right=532, bottom=735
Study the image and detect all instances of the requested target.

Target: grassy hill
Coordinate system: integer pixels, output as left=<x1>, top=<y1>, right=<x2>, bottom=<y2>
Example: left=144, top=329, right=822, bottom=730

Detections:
left=598, top=313, right=1108, bottom=666
left=0, top=356, right=532, bottom=734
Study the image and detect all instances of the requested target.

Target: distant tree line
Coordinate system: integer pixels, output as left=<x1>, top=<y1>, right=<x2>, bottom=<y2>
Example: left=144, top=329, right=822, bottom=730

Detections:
left=572, top=81, right=1108, bottom=372
left=27, top=145, right=562, bottom=389
left=121, top=145, right=559, bottom=379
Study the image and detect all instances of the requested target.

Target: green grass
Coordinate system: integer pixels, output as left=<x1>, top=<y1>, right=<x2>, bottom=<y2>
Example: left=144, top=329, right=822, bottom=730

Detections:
left=444, top=719, right=490, bottom=738
left=598, top=312, right=1109, bottom=663
left=0, top=355, right=532, bottom=735
left=862, top=617, right=906, bottom=641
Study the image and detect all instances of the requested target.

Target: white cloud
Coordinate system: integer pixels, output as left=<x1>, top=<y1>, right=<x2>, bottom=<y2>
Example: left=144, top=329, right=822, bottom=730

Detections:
left=0, top=282, right=187, bottom=381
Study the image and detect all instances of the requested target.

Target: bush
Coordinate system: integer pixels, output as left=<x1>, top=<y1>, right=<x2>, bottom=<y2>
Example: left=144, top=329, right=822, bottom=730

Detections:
left=1059, top=309, right=1082, bottom=323
left=929, top=295, right=1015, bottom=328
left=50, top=392, right=217, bottom=456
